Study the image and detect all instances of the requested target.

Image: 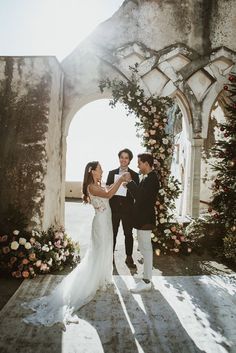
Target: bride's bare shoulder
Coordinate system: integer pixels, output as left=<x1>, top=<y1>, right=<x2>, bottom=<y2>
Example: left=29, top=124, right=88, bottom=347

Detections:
left=88, top=183, right=106, bottom=195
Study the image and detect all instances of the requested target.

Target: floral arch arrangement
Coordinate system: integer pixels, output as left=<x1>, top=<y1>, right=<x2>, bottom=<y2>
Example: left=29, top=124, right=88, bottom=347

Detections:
left=99, top=68, right=194, bottom=255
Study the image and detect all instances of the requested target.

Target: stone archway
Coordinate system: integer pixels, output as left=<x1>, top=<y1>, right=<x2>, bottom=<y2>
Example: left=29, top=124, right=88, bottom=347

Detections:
left=61, top=42, right=236, bottom=222
left=1, top=0, right=236, bottom=229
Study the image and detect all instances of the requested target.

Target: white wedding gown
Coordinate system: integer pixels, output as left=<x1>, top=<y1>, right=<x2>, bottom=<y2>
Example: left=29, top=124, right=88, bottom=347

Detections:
left=22, top=193, right=113, bottom=327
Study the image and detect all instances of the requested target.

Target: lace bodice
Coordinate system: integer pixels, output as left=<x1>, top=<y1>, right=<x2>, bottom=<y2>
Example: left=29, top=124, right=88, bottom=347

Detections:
left=88, top=187, right=109, bottom=213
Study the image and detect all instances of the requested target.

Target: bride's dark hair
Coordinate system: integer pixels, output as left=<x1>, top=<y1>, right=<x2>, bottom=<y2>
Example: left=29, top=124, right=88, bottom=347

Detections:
left=82, top=161, right=99, bottom=203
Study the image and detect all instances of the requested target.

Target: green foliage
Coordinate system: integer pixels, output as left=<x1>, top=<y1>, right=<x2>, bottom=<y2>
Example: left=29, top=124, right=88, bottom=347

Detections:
left=223, top=234, right=236, bottom=262
left=99, top=67, right=195, bottom=254
left=208, top=73, right=236, bottom=262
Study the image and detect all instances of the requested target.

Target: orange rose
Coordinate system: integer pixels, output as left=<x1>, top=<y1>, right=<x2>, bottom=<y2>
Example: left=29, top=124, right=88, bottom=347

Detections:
left=29, top=253, right=36, bottom=261
left=3, top=246, right=10, bottom=254
left=22, top=271, right=29, bottom=278
left=10, top=257, right=17, bottom=264
left=22, top=258, right=29, bottom=265
left=15, top=271, right=22, bottom=278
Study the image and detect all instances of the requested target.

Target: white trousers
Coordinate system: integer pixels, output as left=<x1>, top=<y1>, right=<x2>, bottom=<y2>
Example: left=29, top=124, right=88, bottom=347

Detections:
left=137, top=230, right=153, bottom=281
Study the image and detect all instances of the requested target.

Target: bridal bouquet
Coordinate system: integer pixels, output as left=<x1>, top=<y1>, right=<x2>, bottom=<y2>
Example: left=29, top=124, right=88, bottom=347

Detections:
left=0, top=226, right=80, bottom=278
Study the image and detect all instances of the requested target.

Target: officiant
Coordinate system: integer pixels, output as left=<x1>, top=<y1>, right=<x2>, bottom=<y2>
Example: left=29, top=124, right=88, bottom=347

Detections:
left=106, top=148, right=139, bottom=268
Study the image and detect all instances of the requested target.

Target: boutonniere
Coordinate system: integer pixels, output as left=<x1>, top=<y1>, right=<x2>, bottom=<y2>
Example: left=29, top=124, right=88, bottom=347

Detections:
left=139, top=174, right=148, bottom=182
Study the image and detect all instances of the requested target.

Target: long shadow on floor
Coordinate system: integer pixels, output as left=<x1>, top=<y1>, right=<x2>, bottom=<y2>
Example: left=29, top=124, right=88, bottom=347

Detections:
left=116, top=275, right=206, bottom=353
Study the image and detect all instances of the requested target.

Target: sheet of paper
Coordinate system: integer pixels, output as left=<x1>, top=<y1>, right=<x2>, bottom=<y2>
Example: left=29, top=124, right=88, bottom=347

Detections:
left=114, top=174, right=127, bottom=197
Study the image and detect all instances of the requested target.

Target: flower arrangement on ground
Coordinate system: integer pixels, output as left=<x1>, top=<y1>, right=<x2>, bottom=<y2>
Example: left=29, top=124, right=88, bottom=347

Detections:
left=0, top=226, right=80, bottom=278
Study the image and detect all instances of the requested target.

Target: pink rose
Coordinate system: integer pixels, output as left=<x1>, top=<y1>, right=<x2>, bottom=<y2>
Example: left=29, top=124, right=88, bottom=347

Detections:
left=54, top=240, right=62, bottom=248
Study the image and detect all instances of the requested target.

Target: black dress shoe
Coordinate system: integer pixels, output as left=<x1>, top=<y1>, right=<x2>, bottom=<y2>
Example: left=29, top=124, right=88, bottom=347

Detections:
left=125, top=256, right=137, bottom=269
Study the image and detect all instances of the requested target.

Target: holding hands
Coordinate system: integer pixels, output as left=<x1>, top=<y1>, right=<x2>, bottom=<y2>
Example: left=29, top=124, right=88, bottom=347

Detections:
left=121, top=172, right=131, bottom=182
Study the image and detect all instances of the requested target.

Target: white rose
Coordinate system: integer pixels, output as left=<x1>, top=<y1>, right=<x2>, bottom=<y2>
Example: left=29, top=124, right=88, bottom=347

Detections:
left=159, top=147, right=165, bottom=153
left=47, top=258, right=53, bottom=266
left=42, top=245, right=49, bottom=252
left=144, top=132, right=149, bottom=137
left=149, top=130, right=156, bottom=135
left=149, top=139, right=156, bottom=145
left=11, top=241, right=19, bottom=250
left=19, top=237, right=26, bottom=245
left=25, top=242, right=32, bottom=249
left=162, top=138, right=169, bottom=145
left=160, top=154, right=165, bottom=159
left=152, top=237, right=158, bottom=242
left=160, top=218, right=165, bottom=224
left=13, top=230, right=20, bottom=235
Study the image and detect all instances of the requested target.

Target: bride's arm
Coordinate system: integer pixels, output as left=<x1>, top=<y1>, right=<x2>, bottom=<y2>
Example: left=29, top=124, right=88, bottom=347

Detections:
left=89, top=173, right=130, bottom=199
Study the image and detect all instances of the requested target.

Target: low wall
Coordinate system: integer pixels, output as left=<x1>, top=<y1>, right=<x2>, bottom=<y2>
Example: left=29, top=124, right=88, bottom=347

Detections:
left=65, top=181, right=82, bottom=199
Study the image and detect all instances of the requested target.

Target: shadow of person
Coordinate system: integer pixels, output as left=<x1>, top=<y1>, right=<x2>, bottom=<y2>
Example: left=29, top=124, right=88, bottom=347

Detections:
left=115, top=275, right=206, bottom=353
left=75, top=281, right=140, bottom=353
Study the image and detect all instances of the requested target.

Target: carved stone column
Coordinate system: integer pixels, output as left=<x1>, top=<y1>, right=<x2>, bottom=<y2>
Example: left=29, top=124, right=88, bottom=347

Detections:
left=184, top=138, right=203, bottom=218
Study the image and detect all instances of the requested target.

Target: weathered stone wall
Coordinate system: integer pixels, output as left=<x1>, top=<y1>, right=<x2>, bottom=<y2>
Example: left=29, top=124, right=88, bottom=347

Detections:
left=0, top=57, right=64, bottom=230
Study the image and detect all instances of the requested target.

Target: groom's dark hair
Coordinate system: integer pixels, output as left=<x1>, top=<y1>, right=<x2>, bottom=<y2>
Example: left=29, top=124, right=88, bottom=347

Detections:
left=138, top=153, right=154, bottom=167
left=118, top=148, right=133, bottom=161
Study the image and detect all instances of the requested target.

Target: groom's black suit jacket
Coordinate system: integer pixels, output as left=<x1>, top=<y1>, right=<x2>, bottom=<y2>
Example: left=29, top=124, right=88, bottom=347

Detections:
left=106, top=168, right=139, bottom=213
left=126, top=170, right=159, bottom=230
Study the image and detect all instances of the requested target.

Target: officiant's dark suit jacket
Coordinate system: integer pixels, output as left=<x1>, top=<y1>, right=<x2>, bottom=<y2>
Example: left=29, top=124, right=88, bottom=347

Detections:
left=106, top=168, right=139, bottom=213
left=126, top=170, right=159, bottom=230
left=106, top=167, right=139, bottom=255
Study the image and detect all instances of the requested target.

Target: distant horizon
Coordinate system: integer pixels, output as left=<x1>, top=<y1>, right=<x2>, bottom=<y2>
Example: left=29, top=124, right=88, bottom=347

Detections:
left=66, top=99, right=144, bottom=182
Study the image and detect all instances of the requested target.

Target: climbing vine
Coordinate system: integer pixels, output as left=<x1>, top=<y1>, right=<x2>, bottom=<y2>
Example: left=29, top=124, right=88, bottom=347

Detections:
left=99, top=67, right=193, bottom=255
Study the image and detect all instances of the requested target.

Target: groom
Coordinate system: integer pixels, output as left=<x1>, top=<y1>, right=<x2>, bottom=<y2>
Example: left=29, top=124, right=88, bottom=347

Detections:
left=106, top=148, right=139, bottom=268
left=126, top=153, right=159, bottom=293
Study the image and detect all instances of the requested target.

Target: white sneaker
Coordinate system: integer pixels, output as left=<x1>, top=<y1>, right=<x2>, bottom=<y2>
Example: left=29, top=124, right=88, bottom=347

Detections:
left=130, top=280, right=152, bottom=293
left=134, top=273, right=143, bottom=279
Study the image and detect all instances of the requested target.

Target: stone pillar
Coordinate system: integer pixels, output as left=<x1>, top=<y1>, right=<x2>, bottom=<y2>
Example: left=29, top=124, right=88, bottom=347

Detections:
left=0, top=56, right=64, bottom=230
left=183, top=138, right=203, bottom=218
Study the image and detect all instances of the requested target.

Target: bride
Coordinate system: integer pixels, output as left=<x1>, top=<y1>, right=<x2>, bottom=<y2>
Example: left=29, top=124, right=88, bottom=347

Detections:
left=22, top=161, right=131, bottom=327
